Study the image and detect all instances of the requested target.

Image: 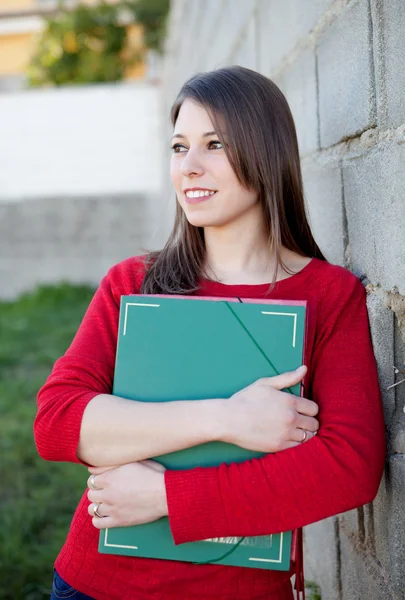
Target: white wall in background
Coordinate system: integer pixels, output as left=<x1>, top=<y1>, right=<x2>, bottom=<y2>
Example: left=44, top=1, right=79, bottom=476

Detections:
left=0, top=82, right=164, bottom=200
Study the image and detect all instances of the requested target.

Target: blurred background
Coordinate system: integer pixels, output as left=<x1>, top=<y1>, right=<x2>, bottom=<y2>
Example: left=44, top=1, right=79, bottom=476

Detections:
left=0, top=0, right=168, bottom=298
left=0, top=1, right=404, bottom=599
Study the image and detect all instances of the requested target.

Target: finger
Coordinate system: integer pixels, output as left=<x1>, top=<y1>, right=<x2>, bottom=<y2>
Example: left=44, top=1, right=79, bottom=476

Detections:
left=88, top=467, right=104, bottom=475
left=87, top=473, right=103, bottom=490
left=277, top=433, right=316, bottom=451
left=277, top=439, right=303, bottom=451
left=92, top=516, right=115, bottom=529
left=140, top=459, right=166, bottom=473
left=294, top=415, right=319, bottom=433
left=88, top=502, right=108, bottom=519
left=293, top=396, right=319, bottom=417
left=88, top=465, right=117, bottom=475
left=87, top=489, right=104, bottom=503
left=290, top=429, right=318, bottom=444
left=260, top=366, right=307, bottom=391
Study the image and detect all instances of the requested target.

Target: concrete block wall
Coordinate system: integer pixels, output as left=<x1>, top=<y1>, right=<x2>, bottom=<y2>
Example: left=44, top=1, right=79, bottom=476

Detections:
left=162, top=1, right=405, bottom=598
left=0, top=193, right=159, bottom=300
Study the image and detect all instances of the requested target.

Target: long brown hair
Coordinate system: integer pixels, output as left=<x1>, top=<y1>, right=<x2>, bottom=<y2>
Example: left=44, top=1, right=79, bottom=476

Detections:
left=141, top=65, right=324, bottom=294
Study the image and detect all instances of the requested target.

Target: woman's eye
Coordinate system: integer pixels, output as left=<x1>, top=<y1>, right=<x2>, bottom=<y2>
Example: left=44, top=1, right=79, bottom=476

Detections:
left=171, top=140, right=223, bottom=154
left=208, top=140, right=223, bottom=149
left=171, top=144, right=186, bottom=153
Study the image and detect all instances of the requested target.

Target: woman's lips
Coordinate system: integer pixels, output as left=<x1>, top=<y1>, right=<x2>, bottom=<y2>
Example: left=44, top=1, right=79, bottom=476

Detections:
left=185, top=192, right=217, bottom=205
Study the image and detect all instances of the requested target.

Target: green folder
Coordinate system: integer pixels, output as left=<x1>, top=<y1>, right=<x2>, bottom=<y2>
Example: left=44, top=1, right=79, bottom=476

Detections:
left=99, top=294, right=307, bottom=570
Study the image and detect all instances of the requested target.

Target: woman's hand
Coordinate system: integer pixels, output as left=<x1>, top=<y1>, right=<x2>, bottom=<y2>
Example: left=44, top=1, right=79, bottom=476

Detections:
left=223, top=366, right=319, bottom=453
left=87, top=460, right=168, bottom=529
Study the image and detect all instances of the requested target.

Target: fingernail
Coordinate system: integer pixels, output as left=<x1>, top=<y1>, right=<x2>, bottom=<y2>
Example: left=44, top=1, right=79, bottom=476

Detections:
left=296, top=365, right=306, bottom=373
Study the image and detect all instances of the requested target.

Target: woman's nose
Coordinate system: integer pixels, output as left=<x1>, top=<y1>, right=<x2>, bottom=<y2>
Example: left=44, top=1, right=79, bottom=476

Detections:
left=179, top=149, right=204, bottom=177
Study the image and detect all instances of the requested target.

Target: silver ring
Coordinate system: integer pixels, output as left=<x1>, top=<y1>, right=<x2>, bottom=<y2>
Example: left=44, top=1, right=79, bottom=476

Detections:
left=93, top=502, right=103, bottom=518
left=300, top=429, right=307, bottom=443
left=89, top=474, right=99, bottom=490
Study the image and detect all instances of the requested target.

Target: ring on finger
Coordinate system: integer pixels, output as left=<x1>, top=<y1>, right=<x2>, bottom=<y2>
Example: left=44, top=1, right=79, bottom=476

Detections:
left=89, top=474, right=99, bottom=490
left=93, top=502, right=103, bottom=518
left=300, top=429, right=307, bottom=443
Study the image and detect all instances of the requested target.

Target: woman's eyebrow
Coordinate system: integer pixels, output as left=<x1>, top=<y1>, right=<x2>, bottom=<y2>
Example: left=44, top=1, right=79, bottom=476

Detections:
left=171, top=131, right=217, bottom=139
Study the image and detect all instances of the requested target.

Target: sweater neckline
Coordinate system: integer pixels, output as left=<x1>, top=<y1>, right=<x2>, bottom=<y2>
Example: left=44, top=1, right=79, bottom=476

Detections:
left=199, top=257, right=318, bottom=293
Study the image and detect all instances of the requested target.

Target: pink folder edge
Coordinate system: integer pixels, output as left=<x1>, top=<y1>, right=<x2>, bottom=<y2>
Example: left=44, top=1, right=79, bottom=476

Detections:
left=129, top=293, right=239, bottom=302
left=128, top=294, right=306, bottom=306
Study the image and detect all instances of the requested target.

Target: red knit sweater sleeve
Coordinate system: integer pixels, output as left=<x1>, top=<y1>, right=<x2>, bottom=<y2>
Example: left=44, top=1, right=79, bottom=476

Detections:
left=34, top=257, right=144, bottom=463
left=164, top=273, right=386, bottom=544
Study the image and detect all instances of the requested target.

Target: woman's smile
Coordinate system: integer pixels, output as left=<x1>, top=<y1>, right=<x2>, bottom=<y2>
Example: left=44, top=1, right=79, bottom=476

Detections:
left=184, top=190, right=218, bottom=204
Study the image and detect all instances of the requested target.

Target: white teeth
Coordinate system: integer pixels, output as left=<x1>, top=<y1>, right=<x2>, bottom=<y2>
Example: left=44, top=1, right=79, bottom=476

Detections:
left=185, top=190, right=216, bottom=198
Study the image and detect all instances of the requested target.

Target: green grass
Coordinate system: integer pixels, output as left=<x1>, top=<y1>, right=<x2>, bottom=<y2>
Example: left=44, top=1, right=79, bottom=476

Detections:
left=0, top=283, right=96, bottom=600
left=305, top=580, right=322, bottom=600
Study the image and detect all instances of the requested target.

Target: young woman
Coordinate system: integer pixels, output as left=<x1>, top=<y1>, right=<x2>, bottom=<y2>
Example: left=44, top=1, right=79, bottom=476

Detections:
left=35, top=66, right=386, bottom=600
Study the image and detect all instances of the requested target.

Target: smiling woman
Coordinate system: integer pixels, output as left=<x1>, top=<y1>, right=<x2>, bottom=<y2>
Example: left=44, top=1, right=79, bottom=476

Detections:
left=34, top=66, right=386, bottom=600
left=142, top=67, right=324, bottom=292
left=171, top=100, right=259, bottom=232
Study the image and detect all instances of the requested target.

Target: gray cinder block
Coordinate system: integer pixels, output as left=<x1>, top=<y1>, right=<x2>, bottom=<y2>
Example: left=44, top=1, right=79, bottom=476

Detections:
left=318, top=0, right=376, bottom=147
left=343, top=144, right=405, bottom=294
left=277, top=48, right=318, bottom=156
left=302, top=159, right=345, bottom=265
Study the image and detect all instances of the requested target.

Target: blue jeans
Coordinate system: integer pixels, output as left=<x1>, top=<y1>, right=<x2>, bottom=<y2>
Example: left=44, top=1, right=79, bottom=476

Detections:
left=50, top=570, right=94, bottom=599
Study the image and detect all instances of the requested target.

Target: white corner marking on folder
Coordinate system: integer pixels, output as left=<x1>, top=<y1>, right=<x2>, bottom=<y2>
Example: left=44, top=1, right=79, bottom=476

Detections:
left=204, top=533, right=284, bottom=565
left=260, top=312, right=297, bottom=348
left=123, top=302, right=160, bottom=336
left=104, top=528, right=139, bottom=550
left=248, top=532, right=284, bottom=564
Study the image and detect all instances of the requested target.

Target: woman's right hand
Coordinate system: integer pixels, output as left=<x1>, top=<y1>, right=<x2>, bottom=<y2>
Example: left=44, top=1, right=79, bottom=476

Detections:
left=222, top=366, right=319, bottom=453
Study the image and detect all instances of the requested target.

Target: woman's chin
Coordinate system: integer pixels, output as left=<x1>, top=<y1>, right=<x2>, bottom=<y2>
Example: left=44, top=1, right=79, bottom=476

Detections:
left=184, top=214, right=218, bottom=228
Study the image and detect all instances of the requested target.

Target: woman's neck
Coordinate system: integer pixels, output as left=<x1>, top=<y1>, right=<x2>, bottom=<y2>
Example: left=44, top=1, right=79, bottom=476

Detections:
left=203, top=220, right=310, bottom=286
left=203, top=213, right=274, bottom=285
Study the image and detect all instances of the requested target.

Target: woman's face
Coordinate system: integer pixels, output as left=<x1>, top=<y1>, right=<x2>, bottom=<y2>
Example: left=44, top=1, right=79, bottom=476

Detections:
left=170, top=99, right=259, bottom=229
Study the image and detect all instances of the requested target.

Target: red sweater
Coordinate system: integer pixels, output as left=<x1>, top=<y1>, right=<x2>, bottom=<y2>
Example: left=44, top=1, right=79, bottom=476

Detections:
left=35, top=256, right=386, bottom=600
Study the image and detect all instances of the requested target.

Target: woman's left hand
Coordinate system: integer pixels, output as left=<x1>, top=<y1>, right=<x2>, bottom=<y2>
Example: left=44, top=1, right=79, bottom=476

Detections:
left=87, top=460, right=168, bottom=529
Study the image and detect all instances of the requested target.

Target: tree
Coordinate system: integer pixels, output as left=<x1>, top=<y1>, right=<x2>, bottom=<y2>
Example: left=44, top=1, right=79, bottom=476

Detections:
left=28, top=0, right=169, bottom=87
